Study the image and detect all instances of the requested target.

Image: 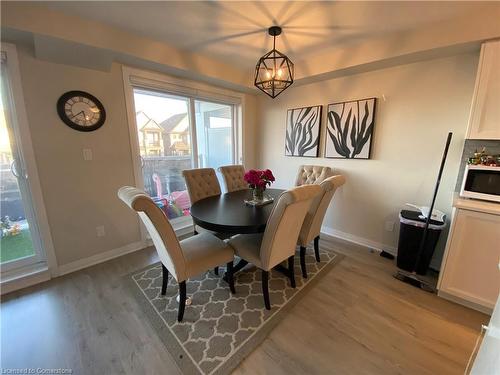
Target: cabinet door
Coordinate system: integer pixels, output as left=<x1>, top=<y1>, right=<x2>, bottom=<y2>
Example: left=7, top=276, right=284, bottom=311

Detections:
left=467, top=40, right=500, bottom=140
left=439, top=209, right=500, bottom=309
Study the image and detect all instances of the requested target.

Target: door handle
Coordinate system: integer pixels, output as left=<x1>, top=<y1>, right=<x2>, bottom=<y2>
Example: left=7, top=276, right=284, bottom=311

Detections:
left=140, top=156, right=145, bottom=168
left=10, top=159, right=20, bottom=178
left=10, top=159, right=27, bottom=179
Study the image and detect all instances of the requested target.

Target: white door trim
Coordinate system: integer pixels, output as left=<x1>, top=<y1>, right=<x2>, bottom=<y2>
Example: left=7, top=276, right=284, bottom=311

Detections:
left=0, top=43, right=58, bottom=279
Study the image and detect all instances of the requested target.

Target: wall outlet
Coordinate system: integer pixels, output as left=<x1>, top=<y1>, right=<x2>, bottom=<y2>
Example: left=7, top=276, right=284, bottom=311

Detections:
left=83, top=148, right=93, bottom=161
left=96, top=225, right=105, bottom=237
left=384, top=221, right=395, bottom=232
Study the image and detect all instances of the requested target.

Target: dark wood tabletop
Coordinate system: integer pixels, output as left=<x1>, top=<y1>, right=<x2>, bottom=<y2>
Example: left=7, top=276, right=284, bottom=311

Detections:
left=190, top=188, right=285, bottom=234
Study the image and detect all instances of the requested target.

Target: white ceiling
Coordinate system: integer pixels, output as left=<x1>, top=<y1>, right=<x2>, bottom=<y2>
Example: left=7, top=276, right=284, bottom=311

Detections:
left=43, top=1, right=492, bottom=69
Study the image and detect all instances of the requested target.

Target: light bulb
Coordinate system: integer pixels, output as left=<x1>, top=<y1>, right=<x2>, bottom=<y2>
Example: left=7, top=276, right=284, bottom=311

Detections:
left=277, top=69, right=283, bottom=77
left=265, top=70, right=271, bottom=79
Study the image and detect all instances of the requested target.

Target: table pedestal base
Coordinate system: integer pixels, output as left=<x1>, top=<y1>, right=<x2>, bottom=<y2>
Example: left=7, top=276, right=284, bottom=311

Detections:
left=224, top=260, right=293, bottom=281
left=176, top=294, right=192, bottom=305
left=223, top=259, right=248, bottom=282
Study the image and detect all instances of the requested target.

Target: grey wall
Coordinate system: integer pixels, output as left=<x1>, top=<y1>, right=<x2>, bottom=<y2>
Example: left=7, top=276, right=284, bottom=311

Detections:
left=12, top=43, right=257, bottom=269
left=255, top=52, right=480, bottom=272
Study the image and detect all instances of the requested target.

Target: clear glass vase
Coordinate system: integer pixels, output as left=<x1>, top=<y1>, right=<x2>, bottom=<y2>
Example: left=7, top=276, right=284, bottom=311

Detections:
left=252, top=188, right=264, bottom=202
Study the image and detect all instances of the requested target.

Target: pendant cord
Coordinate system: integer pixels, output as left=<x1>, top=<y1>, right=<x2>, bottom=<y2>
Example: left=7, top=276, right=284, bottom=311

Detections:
left=273, top=35, right=276, bottom=79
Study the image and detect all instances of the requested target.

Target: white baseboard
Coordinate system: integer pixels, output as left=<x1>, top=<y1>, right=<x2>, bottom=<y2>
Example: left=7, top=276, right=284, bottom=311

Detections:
left=320, top=226, right=397, bottom=255
left=1, top=268, right=51, bottom=295
left=56, top=241, right=146, bottom=276
left=438, top=290, right=493, bottom=315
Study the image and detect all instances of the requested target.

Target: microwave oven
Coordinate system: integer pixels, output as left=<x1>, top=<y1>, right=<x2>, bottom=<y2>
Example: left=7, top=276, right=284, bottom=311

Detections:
left=460, top=165, right=500, bottom=203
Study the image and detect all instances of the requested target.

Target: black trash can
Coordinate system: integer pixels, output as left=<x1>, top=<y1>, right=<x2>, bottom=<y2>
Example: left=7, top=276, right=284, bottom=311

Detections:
left=397, top=210, right=446, bottom=275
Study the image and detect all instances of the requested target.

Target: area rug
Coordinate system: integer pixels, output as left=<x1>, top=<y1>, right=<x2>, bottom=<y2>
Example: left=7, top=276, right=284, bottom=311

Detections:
left=127, top=244, right=343, bottom=375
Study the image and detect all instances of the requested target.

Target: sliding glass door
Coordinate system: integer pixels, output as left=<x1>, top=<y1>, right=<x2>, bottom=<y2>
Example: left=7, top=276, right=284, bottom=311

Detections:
left=131, top=88, right=236, bottom=229
left=1, top=51, right=45, bottom=273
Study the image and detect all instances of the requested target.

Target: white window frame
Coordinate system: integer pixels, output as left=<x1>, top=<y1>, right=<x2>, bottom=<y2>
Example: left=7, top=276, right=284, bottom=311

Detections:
left=122, top=66, right=245, bottom=239
left=0, top=43, right=57, bottom=284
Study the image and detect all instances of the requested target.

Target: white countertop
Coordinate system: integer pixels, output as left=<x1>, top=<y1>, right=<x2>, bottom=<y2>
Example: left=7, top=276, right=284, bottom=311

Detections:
left=454, top=195, right=500, bottom=216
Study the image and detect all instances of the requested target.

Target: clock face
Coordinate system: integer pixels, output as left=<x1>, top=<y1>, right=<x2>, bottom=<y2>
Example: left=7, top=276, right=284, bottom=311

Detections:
left=57, top=91, right=106, bottom=132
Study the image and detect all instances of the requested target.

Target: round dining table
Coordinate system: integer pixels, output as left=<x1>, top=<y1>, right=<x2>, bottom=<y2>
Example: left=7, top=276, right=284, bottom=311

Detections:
left=190, top=188, right=285, bottom=235
left=190, top=188, right=285, bottom=275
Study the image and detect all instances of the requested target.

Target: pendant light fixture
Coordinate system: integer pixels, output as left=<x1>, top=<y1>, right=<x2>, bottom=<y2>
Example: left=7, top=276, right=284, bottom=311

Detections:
left=254, top=26, right=294, bottom=98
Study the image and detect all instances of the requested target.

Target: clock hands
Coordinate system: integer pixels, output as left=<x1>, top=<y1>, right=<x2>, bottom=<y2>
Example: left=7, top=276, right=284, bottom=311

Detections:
left=71, top=110, right=85, bottom=120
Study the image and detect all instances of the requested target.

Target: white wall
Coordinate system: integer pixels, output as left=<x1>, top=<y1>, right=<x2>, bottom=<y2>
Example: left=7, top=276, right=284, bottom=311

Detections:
left=13, top=44, right=257, bottom=270
left=256, top=53, right=479, bottom=268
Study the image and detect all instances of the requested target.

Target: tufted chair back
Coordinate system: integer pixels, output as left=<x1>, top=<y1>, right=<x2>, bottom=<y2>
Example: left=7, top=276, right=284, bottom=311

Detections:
left=295, top=165, right=333, bottom=186
left=298, top=175, right=346, bottom=246
left=182, top=168, right=221, bottom=205
left=260, top=185, right=321, bottom=270
left=117, top=186, right=188, bottom=282
left=219, top=165, right=247, bottom=193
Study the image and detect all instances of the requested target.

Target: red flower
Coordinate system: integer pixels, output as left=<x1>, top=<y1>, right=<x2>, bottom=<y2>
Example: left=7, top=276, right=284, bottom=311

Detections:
left=244, top=169, right=275, bottom=190
left=263, top=169, right=275, bottom=182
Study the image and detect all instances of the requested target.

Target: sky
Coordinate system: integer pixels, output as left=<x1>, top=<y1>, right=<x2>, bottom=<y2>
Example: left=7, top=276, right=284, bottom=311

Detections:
left=133, top=90, right=187, bottom=124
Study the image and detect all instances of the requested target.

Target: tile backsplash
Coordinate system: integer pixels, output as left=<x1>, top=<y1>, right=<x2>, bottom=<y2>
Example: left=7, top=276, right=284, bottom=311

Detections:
left=455, top=139, right=500, bottom=191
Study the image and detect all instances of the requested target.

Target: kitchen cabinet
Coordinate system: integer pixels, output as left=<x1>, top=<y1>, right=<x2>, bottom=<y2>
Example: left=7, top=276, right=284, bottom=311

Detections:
left=466, top=40, right=500, bottom=140
left=438, top=198, right=500, bottom=314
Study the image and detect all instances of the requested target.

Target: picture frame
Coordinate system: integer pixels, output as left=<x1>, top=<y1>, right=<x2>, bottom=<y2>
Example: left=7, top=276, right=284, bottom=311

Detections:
left=324, top=97, right=377, bottom=159
left=285, top=105, right=322, bottom=157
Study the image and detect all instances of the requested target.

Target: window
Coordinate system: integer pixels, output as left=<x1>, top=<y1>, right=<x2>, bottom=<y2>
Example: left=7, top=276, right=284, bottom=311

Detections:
left=194, top=101, right=233, bottom=180
left=123, top=67, right=242, bottom=234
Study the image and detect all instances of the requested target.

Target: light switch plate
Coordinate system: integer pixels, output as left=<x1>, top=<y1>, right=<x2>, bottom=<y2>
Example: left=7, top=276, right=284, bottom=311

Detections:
left=83, top=148, right=93, bottom=161
left=96, top=225, right=105, bottom=237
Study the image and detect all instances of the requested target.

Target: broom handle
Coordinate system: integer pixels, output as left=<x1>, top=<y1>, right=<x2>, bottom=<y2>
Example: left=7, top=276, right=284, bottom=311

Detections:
left=413, top=132, right=453, bottom=273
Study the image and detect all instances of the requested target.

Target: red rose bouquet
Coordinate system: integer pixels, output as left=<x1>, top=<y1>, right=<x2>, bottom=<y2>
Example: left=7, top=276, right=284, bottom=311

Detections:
left=244, top=169, right=275, bottom=201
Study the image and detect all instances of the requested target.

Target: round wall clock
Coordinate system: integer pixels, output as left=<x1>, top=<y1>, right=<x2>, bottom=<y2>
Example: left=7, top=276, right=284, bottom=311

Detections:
left=57, top=90, right=106, bottom=132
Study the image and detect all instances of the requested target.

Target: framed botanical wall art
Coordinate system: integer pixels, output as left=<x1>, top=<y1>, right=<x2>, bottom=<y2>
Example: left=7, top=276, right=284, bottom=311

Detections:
left=285, top=105, right=322, bottom=157
left=325, top=98, right=377, bottom=159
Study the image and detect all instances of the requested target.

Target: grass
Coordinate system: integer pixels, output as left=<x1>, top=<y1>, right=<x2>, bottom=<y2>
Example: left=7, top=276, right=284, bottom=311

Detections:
left=0, top=229, right=35, bottom=263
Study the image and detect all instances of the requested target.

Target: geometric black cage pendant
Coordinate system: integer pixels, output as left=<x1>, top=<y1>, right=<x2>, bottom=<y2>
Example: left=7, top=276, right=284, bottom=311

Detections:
left=254, top=26, right=294, bottom=98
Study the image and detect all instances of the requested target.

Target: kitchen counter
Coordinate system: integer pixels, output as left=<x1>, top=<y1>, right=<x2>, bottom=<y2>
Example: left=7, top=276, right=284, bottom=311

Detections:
left=454, top=195, right=500, bottom=216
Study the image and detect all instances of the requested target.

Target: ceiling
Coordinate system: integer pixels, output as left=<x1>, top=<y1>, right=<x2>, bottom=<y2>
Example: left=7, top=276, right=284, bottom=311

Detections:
left=43, top=1, right=493, bottom=70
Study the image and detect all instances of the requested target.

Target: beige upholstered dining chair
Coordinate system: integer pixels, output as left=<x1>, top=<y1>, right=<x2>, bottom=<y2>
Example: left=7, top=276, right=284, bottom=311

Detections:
left=182, top=168, right=221, bottom=205
left=182, top=167, right=227, bottom=275
left=218, top=165, right=247, bottom=193
left=297, top=175, right=346, bottom=278
left=227, top=184, right=321, bottom=310
left=295, top=165, right=333, bottom=186
left=118, top=186, right=235, bottom=322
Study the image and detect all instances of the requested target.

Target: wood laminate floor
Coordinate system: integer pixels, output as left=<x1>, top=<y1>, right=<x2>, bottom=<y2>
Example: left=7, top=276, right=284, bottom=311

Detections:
left=1, top=237, right=489, bottom=374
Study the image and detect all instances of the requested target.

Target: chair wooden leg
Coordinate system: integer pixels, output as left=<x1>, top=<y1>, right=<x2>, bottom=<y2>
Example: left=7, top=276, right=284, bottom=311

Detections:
left=161, top=264, right=169, bottom=295
left=226, top=261, right=236, bottom=294
left=214, top=266, right=219, bottom=275
left=177, top=281, right=187, bottom=322
left=288, top=255, right=296, bottom=288
left=261, top=270, right=271, bottom=310
left=193, top=228, right=198, bottom=235
left=314, top=236, right=321, bottom=262
left=299, top=246, right=308, bottom=279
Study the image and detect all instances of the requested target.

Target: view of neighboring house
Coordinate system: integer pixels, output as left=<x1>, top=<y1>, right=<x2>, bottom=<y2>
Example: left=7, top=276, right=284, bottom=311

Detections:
left=159, top=113, right=190, bottom=156
left=136, top=111, right=164, bottom=156
left=136, top=111, right=190, bottom=157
